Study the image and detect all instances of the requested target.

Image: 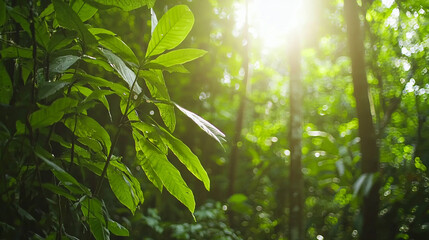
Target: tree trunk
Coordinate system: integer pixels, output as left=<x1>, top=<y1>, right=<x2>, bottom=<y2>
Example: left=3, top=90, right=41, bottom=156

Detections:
left=344, top=1, right=380, bottom=240
left=227, top=0, right=249, bottom=197
left=288, top=32, right=304, bottom=240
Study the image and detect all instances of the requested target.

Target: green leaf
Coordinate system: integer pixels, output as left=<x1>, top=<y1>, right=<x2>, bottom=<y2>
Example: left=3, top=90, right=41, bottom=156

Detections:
left=85, top=89, right=113, bottom=119
left=131, top=120, right=167, bottom=154
left=146, top=5, right=194, bottom=58
left=140, top=70, right=175, bottom=131
left=21, top=60, right=33, bottom=85
left=144, top=63, right=190, bottom=73
left=88, top=27, right=116, bottom=36
left=81, top=198, right=110, bottom=240
left=107, top=166, right=139, bottom=214
left=9, top=6, right=30, bottom=34
left=0, top=62, right=13, bottom=105
left=36, top=149, right=89, bottom=195
left=48, top=32, right=77, bottom=53
left=146, top=0, right=155, bottom=8
left=40, top=3, right=54, bottom=18
left=1, top=46, right=32, bottom=59
left=30, top=97, right=79, bottom=129
left=17, top=205, right=35, bottom=221
left=41, top=183, right=77, bottom=201
left=49, top=55, right=80, bottom=73
left=38, top=81, right=70, bottom=100
left=227, top=193, right=253, bottom=215
left=158, top=125, right=210, bottom=191
left=76, top=72, right=129, bottom=97
left=64, top=115, right=112, bottom=154
left=35, top=20, right=50, bottom=50
left=53, top=0, right=97, bottom=46
left=107, top=219, right=129, bottom=236
left=78, top=137, right=103, bottom=152
left=96, top=34, right=138, bottom=65
left=132, top=131, right=163, bottom=191
left=175, top=103, right=226, bottom=146
left=72, top=0, right=98, bottom=22
left=88, top=218, right=110, bottom=240
left=150, top=49, right=207, bottom=67
left=81, top=197, right=105, bottom=224
left=82, top=56, right=115, bottom=73
left=134, top=132, right=195, bottom=213
left=88, top=0, right=151, bottom=11
left=0, top=0, right=6, bottom=27
left=110, top=160, right=144, bottom=204
left=100, top=48, right=141, bottom=94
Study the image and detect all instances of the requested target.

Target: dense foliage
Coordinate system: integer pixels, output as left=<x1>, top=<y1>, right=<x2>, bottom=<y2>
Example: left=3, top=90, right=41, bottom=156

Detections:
left=1, top=0, right=428, bottom=239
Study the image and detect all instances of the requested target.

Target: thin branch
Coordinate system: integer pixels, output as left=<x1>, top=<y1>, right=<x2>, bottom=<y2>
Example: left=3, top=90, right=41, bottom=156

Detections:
left=95, top=68, right=141, bottom=195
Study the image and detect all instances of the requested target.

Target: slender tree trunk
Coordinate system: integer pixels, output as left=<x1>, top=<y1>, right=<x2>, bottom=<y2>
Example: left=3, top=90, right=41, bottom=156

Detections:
left=344, top=1, right=380, bottom=240
left=288, top=32, right=304, bottom=240
left=227, top=0, right=249, bottom=197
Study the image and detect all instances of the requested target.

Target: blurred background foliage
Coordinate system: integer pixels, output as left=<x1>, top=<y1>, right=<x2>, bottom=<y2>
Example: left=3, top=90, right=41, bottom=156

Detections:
left=1, top=0, right=429, bottom=239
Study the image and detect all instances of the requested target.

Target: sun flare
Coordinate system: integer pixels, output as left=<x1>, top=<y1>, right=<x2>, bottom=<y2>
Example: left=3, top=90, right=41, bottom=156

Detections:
left=235, top=0, right=309, bottom=49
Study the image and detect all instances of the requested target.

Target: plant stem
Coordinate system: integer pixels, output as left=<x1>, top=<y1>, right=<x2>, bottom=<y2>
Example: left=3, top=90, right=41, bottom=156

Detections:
left=29, top=0, right=37, bottom=104
left=69, top=113, right=78, bottom=171
left=95, top=68, right=141, bottom=195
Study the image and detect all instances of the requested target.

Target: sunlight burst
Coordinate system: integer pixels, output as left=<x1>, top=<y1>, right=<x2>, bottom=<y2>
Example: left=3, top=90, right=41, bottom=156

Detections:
left=235, top=0, right=309, bottom=49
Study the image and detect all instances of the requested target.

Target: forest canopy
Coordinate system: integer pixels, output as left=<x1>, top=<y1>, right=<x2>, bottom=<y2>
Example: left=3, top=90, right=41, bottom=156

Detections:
left=0, top=0, right=428, bottom=239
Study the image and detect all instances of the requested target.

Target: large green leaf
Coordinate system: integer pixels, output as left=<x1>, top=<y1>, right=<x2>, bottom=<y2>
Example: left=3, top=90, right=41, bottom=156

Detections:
left=88, top=218, right=110, bottom=240
left=72, top=0, right=98, bottom=22
left=81, top=197, right=105, bottom=224
left=78, top=137, right=103, bottom=153
left=108, top=219, right=129, bottom=236
left=0, top=62, right=13, bottom=105
left=134, top=131, right=195, bottom=213
left=149, top=48, right=207, bottom=67
left=146, top=5, right=194, bottom=58
left=95, top=34, right=138, bottom=65
left=64, top=115, right=112, bottom=154
left=131, top=119, right=167, bottom=154
left=87, top=0, right=152, bottom=11
left=30, top=97, right=78, bottom=129
left=81, top=198, right=110, bottom=240
left=35, top=20, right=50, bottom=50
left=49, top=55, right=80, bottom=73
left=140, top=70, right=175, bottom=131
left=175, top=103, right=226, bottom=146
left=110, top=160, right=144, bottom=204
left=38, top=81, right=70, bottom=100
left=132, top=130, right=163, bottom=191
left=107, top=166, right=139, bottom=214
left=101, top=48, right=141, bottom=94
left=158, top=125, right=210, bottom=191
left=145, top=63, right=190, bottom=73
left=53, top=0, right=97, bottom=45
left=47, top=32, right=77, bottom=53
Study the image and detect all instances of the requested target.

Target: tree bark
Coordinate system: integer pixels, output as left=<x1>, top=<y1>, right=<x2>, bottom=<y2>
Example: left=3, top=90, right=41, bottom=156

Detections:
left=288, top=32, right=304, bottom=240
left=344, top=1, right=380, bottom=240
